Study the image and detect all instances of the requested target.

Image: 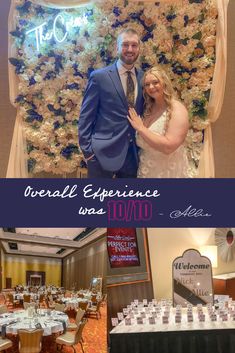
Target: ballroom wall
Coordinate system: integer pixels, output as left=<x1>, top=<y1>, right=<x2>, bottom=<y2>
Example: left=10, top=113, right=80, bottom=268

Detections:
left=0, top=1, right=235, bottom=177
left=62, top=236, right=107, bottom=291
left=4, top=254, right=61, bottom=287
left=147, top=228, right=235, bottom=300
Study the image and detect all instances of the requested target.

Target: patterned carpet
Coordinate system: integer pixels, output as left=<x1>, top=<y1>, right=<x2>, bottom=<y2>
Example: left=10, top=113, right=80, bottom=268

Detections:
left=0, top=297, right=107, bottom=353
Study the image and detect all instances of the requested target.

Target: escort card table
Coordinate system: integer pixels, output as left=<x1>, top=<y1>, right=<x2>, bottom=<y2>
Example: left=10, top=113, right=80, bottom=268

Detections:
left=110, top=304, right=235, bottom=353
left=0, top=309, right=68, bottom=336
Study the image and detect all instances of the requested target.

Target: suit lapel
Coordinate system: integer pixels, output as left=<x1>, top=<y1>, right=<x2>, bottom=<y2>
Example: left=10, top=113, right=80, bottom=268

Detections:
left=108, top=63, right=128, bottom=109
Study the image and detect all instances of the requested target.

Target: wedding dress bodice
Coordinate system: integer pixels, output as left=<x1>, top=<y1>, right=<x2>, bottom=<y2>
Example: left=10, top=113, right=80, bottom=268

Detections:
left=136, top=111, right=190, bottom=178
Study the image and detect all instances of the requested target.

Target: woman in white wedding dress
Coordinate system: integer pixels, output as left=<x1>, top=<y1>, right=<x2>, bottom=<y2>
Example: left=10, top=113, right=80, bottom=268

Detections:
left=128, top=66, right=190, bottom=178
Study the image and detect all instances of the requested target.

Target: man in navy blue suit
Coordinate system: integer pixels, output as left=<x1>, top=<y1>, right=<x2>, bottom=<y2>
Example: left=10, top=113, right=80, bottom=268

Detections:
left=78, top=28, right=144, bottom=178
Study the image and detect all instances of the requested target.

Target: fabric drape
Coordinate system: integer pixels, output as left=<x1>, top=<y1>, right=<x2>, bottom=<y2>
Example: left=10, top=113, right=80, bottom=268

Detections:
left=198, top=0, right=229, bottom=177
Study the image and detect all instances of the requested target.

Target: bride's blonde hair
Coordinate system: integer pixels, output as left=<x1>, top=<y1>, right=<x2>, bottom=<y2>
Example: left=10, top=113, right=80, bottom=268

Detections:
left=143, top=66, right=175, bottom=121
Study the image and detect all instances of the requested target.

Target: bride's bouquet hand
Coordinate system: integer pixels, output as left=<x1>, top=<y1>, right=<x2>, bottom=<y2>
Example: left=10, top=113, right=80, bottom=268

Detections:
left=127, top=107, right=145, bottom=133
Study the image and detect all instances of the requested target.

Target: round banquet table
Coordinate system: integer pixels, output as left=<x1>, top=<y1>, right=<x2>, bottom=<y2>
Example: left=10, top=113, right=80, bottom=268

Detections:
left=0, top=309, right=68, bottom=336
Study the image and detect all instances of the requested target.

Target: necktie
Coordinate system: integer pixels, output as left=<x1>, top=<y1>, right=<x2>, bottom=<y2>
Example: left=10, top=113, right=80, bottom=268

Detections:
left=126, top=71, right=135, bottom=107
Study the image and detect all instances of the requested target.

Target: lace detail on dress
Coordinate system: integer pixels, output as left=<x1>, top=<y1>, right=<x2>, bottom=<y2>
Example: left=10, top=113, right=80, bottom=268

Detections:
left=136, top=111, right=190, bottom=178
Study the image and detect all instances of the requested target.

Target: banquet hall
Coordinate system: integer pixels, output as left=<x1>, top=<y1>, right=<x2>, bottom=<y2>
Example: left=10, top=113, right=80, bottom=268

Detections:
left=107, top=228, right=235, bottom=353
left=0, top=0, right=234, bottom=178
left=0, top=227, right=107, bottom=353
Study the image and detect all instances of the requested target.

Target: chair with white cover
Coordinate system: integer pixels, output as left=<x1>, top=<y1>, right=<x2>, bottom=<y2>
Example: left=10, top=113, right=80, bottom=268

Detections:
left=0, top=305, right=8, bottom=314
left=18, top=328, right=43, bottom=353
left=54, top=303, right=65, bottom=312
left=0, top=337, right=13, bottom=352
left=56, top=318, right=87, bottom=353
left=86, top=300, right=102, bottom=319
left=67, top=308, right=85, bottom=331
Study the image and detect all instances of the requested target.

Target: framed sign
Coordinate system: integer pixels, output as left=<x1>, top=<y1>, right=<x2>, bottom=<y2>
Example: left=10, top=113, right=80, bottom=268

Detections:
left=172, top=249, right=214, bottom=306
left=106, top=229, right=150, bottom=285
left=107, top=228, right=140, bottom=268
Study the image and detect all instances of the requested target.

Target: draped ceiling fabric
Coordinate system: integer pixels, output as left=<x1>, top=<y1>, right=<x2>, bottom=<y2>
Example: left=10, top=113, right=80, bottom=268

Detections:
left=6, top=0, right=228, bottom=178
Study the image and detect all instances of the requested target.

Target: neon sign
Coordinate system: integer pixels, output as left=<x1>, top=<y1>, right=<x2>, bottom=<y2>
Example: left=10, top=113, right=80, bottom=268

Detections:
left=26, top=14, right=88, bottom=51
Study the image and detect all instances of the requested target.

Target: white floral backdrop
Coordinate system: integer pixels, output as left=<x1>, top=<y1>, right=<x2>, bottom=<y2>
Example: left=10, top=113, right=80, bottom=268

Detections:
left=9, top=0, right=218, bottom=176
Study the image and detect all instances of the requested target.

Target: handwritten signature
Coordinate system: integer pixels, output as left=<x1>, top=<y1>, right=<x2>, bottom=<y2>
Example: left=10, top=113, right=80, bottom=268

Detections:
left=170, top=205, right=212, bottom=219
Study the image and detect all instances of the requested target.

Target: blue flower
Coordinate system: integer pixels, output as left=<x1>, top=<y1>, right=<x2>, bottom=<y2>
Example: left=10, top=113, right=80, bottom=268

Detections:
left=28, top=158, right=36, bottom=173
left=54, top=121, right=60, bottom=130
left=184, top=15, right=189, bottom=27
left=44, top=71, right=57, bottom=80
left=29, top=77, right=36, bottom=86
left=16, top=1, right=31, bottom=15
left=113, top=7, right=121, bottom=17
left=166, top=14, right=177, bottom=22
left=35, top=6, right=45, bottom=16
left=189, top=0, right=204, bottom=3
left=61, top=144, right=79, bottom=159
left=85, top=9, right=93, bottom=17
left=9, top=57, right=26, bottom=74
left=26, top=109, right=43, bottom=123
left=66, top=83, right=80, bottom=90
left=15, top=95, right=26, bottom=104
left=158, top=54, right=170, bottom=65
left=141, top=62, right=151, bottom=71
left=19, top=19, right=28, bottom=26
left=142, top=32, right=153, bottom=42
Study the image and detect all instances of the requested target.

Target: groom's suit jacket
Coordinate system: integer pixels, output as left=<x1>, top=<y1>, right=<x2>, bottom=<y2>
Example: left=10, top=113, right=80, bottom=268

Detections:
left=78, top=62, right=144, bottom=172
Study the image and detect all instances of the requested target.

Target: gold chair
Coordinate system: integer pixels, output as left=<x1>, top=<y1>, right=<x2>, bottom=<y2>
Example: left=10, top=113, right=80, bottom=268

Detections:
left=0, top=305, right=8, bottom=314
left=18, top=328, right=43, bottom=353
left=56, top=318, right=87, bottom=353
left=6, top=293, right=19, bottom=308
left=86, top=300, right=102, bottom=319
left=0, top=337, right=13, bottom=352
left=23, top=295, right=31, bottom=303
left=78, top=301, right=88, bottom=312
left=67, top=308, right=85, bottom=331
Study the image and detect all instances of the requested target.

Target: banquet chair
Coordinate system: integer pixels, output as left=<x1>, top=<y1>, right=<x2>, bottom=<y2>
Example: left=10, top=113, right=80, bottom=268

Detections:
left=23, top=295, right=31, bottom=303
left=0, top=337, right=13, bottom=352
left=6, top=294, right=19, bottom=308
left=67, top=308, right=85, bottom=331
left=54, top=303, right=65, bottom=312
left=86, top=300, right=102, bottom=319
left=39, top=294, right=46, bottom=308
left=0, top=305, right=8, bottom=314
left=56, top=318, right=87, bottom=353
left=78, top=301, right=88, bottom=312
left=18, top=328, right=43, bottom=353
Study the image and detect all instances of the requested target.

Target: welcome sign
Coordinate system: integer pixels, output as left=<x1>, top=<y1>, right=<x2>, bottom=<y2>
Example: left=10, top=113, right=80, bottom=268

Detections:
left=173, top=249, right=214, bottom=306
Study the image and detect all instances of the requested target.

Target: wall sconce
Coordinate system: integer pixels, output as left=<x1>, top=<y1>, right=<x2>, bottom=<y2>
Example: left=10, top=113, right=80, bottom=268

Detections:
left=200, top=245, right=218, bottom=268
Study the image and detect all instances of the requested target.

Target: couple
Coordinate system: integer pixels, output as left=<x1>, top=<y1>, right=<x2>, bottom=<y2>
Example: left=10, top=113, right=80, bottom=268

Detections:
left=78, top=28, right=189, bottom=178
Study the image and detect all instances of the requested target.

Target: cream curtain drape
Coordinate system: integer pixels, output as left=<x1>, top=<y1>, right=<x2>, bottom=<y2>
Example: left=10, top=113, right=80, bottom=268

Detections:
left=6, top=0, right=229, bottom=178
left=198, top=0, right=229, bottom=177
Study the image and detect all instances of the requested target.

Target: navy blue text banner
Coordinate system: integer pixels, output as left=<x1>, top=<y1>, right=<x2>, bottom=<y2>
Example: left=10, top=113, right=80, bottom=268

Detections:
left=0, top=178, right=234, bottom=227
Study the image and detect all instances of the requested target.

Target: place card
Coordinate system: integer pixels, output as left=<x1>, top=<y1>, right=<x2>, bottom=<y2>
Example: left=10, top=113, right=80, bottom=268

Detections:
left=117, top=312, right=124, bottom=321
left=134, top=299, right=139, bottom=305
left=162, top=316, right=169, bottom=324
left=175, top=316, right=181, bottom=323
left=151, top=312, right=157, bottom=318
left=125, top=317, right=132, bottom=325
left=137, top=317, right=143, bottom=325
left=210, top=314, right=217, bottom=321
left=143, top=299, right=148, bottom=306
left=123, top=308, right=128, bottom=316
left=111, top=318, right=119, bottom=327
left=199, top=314, right=205, bottom=322
left=149, top=316, right=155, bottom=325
